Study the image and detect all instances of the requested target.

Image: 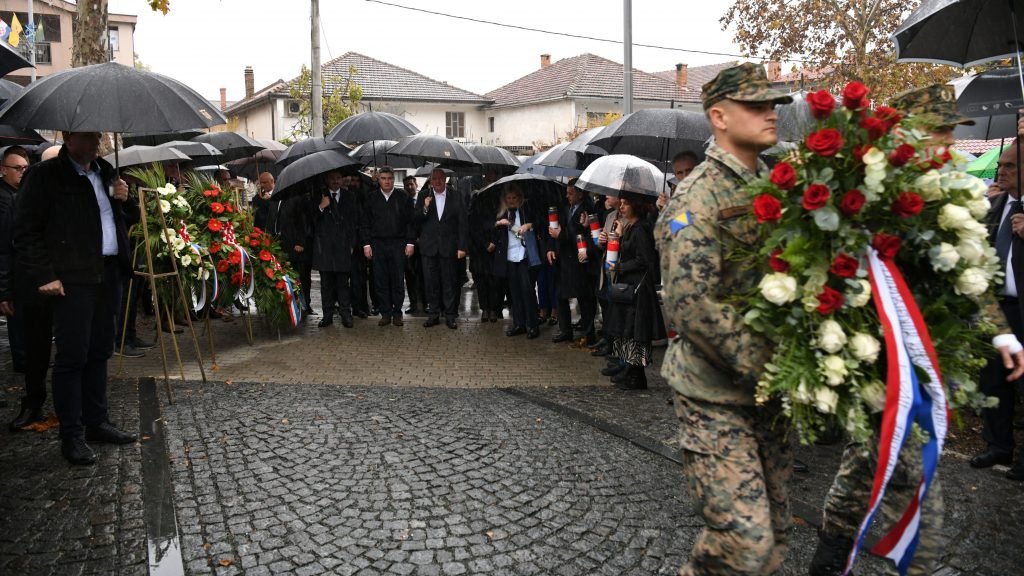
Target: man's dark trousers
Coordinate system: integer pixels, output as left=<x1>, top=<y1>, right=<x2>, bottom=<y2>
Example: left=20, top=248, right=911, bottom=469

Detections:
left=422, top=254, right=457, bottom=321
left=52, top=257, right=121, bottom=439
left=981, top=297, right=1024, bottom=454
left=321, top=271, right=352, bottom=319
left=372, top=239, right=405, bottom=319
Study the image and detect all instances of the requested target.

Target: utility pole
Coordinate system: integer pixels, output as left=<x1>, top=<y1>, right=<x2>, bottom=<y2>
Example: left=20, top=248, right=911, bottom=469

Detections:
left=623, top=0, right=633, bottom=115
left=28, top=0, right=35, bottom=81
left=310, top=0, right=324, bottom=137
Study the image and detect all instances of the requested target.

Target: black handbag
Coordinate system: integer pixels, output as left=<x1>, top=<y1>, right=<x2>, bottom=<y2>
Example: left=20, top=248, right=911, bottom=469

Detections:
left=607, top=271, right=646, bottom=304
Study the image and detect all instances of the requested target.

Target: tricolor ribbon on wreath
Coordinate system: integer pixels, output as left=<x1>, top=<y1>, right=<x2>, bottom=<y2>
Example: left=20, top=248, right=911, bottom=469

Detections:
left=845, top=249, right=950, bottom=575
left=219, top=222, right=256, bottom=302
left=283, top=275, right=302, bottom=327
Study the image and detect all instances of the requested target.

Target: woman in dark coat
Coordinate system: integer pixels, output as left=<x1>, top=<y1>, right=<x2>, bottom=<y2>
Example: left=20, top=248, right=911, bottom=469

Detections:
left=603, top=192, right=665, bottom=390
left=489, top=185, right=544, bottom=339
left=546, top=178, right=601, bottom=344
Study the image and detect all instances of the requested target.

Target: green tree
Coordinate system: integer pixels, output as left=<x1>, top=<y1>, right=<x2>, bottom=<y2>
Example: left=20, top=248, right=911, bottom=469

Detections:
left=721, top=0, right=959, bottom=103
left=288, top=64, right=364, bottom=140
left=72, top=0, right=109, bottom=66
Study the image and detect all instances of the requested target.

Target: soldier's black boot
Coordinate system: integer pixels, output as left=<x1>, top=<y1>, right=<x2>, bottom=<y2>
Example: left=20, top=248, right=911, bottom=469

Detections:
left=614, top=365, right=648, bottom=390
left=809, top=531, right=855, bottom=576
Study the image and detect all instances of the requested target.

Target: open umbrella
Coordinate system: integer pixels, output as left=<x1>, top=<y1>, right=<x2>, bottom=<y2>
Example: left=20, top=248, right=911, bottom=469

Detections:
left=157, top=140, right=222, bottom=160
left=893, top=0, right=1024, bottom=68
left=388, top=134, right=480, bottom=168
left=589, top=109, right=711, bottom=166
left=191, top=132, right=265, bottom=162
left=349, top=139, right=417, bottom=169
left=0, top=79, right=23, bottom=106
left=950, top=68, right=1021, bottom=140
left=102, top=145, right=189, bottom=168
left=466, top=144, right=521, bottom=172
left=414, top=162, right=454, bottom=178
left=327, top=111, right=420, bottom=144
left=123, top=129, right=205, bottom=147
left=473, top=173, right=564, bottom=225
left=966, top=145, right=1007, bottom=179
left=0, top=42, right=33, bottom=79
left=277, top=137, right=350, bottom=166
left=538, top=126, right=609, bottom=172
left=517, top=146, right=582, bottom=178
left=575, top=155, right=666, bottom=198
left=775, top=91, right=822, bottom=143
left=273, top=148, right=361, bottom=198
left=0, top=125, right=45, bottom=146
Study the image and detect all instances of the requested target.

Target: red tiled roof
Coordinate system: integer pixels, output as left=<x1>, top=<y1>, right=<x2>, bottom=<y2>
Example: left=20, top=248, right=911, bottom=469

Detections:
left=955, top=139, right=1008, bottom=155
left=652, top=61, right=737, bottom=94
left=485, top=53, right=690, bottom=107
left=774, top=65, right=835, bottom=85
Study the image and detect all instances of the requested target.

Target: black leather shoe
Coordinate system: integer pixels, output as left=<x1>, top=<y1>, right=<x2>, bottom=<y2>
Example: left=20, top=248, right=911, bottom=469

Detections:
left=446, top=319, right=458, bottom=329
left=392, top=317, right=404, bottom=327
left=378, top=317, right=392, bottom=326
left=86, top=422, right=137, bottom=444
left=506, top=327, right=526, bottom=337
left=318, top=317, right=334, bottom=328
left=127, top=336, right=155, bottom=350
left=303, top=307, right=317, bottom=316
left=423, top=317, right=440, bottom=328
left=9, top=406, right=44, bottom=431
left=61, top=436, right=96, bottom=466
left=354, top=310, right=369, bottom=319
left=341, top=316, right=354, bottom=328
left=526, top=328, right=540, bottom=339
left=601, top=362, right=628, bottom=377
left=587, top=338, right=607, bottom=351
left=1007, top=463, right=1024, bottom=481
left=614, top=366, right=648, bottom=390
left=551, top=332, right=573, bottom=343
left=590, top=344, right=612, bottom=357
left=970, top=449, right=1012, bottom=469
left=809, top=531, right=854, bottom=576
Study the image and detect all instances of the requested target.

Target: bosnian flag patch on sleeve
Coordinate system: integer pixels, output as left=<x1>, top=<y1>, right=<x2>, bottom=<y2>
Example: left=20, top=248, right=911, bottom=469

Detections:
left=670, top=210, right=693, bottom=234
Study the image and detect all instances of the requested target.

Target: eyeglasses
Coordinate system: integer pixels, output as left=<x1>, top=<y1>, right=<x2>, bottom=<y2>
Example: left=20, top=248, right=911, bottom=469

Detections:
left=2, top=165, right=27, bottom=172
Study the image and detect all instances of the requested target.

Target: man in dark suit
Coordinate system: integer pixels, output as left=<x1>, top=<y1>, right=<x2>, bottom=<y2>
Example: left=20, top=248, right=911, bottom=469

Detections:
left=278, top=186, right=315, bottom=315
left=313, top=170, right=360, bottom=328
left=361, top=166, right=415, bottom=326
left=414, top=167, right=468, bottom=329
left=546, top=178, right=600, bottom=344
left=403, top=175, right=426, bottom=315
left=15, top=132, right=138, bottom=465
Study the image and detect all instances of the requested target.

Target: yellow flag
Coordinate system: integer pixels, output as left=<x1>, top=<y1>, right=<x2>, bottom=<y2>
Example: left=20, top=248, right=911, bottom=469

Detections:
left=9, top=14, right=22, bottom=47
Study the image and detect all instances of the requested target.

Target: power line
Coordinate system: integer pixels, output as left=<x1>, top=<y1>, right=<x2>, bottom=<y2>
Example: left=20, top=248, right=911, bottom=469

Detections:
left=364, top=0, right=813, bottom=63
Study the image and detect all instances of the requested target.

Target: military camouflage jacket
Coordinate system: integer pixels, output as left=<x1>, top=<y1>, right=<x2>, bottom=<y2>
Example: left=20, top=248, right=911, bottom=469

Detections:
left=655, top=143, right=773, bottom=406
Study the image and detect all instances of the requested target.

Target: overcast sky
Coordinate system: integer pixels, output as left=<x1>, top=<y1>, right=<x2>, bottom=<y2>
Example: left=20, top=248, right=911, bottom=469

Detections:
left=109, top=0, right=749, bottom=102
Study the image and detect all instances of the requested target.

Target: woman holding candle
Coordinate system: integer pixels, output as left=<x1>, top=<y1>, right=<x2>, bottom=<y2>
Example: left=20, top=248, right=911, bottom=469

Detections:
left=489, top=185, right=545, bottom=339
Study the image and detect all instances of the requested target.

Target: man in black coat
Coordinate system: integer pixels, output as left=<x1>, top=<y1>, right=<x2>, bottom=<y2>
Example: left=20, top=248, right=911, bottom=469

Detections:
left=414, top=167, right=468, bottom=329
left=403, top=175, right=426, bottom=314
left=546, top=178, right=600, bottom=344
left=313, top=169, right=360, bottom=328
left=15, top=132, right=138, bottom=465
left=278, top=188, right=315, bottom=315
left=361, top=166, right=414, bottom=326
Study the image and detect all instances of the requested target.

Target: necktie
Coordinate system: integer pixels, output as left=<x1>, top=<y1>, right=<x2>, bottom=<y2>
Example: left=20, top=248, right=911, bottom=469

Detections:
left=333, top=191, right=340, bottom=204
left=996, top=199, right=1022, bottom=264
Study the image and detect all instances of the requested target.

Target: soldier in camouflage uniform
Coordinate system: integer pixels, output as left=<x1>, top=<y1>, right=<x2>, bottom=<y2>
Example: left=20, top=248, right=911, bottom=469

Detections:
left=655, top=63, right=794, bottom=576
left=810, top=85, right=1006, bottom=576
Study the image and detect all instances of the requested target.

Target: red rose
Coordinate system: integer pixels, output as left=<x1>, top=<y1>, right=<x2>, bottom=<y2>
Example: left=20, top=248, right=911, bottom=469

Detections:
left=769, top=162, right=797, bottom=190
left=872, top=233, right=902, bottom=260
left=210, top=202, right=225, bottom=214
left=851, top=145, right=870, bottom=163
left=816, top=286, right=846, bottom=315
left=874, top=106, right=902, bottom=130
left=806, top=128, right=844, bottom=157
left=769, top=249, right=790, bottom=272
left=203, top=189, right=217, bottom=198
left=805, top=90, right=836, bottom=119
left=225, top=202, right=235, bottom=213
left=276, top=280, right=286, bottom=291
left=889, top=144, right=916, bottom=167
left=830, top=253, right=859, bottom=278
left=251, top=227, right=262, bottom=237
left=207, top=218, right=222, bottom=232
left=841, top=81, right=869, bottom=110
left=229, top=250, right=242, bottom=264
left=216, top=259, right=230, bottom=273
left=924, top=147, right=952, bottom=169
left=230, top=271, right=243, bottom=286
left=250, top=239, right=260, bottom=248
left=802, top=184, right=831, bottom=211
left=859, top=116, right=887, bottom=141
left=265, top=267, right=275, bottom=279
left=839, top=189, right=866, bottom=216
left=210, top=241, right=221, bottom=253
left=259, top=249, right=272, bottom=261
left=892, top=191, right=924, bottom=218
left=753, top=194, right=783, bottom=223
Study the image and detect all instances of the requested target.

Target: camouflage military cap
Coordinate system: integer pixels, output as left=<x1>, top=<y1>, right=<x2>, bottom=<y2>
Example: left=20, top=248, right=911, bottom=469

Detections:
left=701, top=62, right=794, bottom=110
left=891, top=83, right=975, bottom=127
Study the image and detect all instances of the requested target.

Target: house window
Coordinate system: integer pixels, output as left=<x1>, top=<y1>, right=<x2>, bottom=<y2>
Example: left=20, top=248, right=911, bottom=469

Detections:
left=488, top=117, right=495, bottom=133
left=586, top=111, right=611, bottom=127
left=108, top=28, right=120, bottom=52
left=446, top=112, right=465, bottom=138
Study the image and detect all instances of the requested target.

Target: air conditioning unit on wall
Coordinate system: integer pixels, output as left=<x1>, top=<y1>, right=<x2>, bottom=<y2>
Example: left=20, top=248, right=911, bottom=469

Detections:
left=286, top=101, right=302, bottom=116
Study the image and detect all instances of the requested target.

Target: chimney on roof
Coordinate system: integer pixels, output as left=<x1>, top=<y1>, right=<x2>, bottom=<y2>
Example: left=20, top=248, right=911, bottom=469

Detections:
left=219, top=88, right=227, bottom=111
left=244, top=66, right=254, bottom=99
left=540, top=54, right=551, bottom=69
left=675, top=63, right=688, bottom=88
left=766, top=61, right=781, bottom=82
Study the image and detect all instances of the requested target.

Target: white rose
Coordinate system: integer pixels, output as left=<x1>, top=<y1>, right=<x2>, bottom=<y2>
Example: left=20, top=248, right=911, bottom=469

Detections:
left=157, top=183, right=176, bottom=196
left=966, top=197, right=990, bottom=219
left=820, top=355, right=848, bottom=386
left=198, top=268, right=209, bottom=281
left=956, top=238, right=985, bottom=265
left=860, top=380, right=887, bottom=413
left=847, top=279, right=872, bottom=308
left=793, top=380, right=814, bottom=404
left=928, top=242, right=960, bottom=272
left=814, top=386, right=840, bottom=414
left=937, top=204, right=973, bottom=231
left=180, top=254, right=192, bottom=267
left=759, top=273, right=799, bottom=305
left=160, top=228, right=176, bottom=243
left=813, top=207, right=840, bottom=231
left=171, top=237, right=186, bottom=252
left=957, top=218, right=988, bottom=241
left=955, top=267, right=989, bottom=297
left=915, top=171, right=943, bottom=201
left=816, top=320, right=847, bottom=354
left=849, top=333, right=881, bottom=363
left=862, top=147, right=885, bottom=165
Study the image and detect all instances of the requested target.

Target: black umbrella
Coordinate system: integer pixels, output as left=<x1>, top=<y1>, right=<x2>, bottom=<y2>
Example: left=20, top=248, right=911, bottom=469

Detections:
left=102, top=145, right=189, bottom=168
left=589, top=108, right=711, bottom=166
left=0, top=125, right=45, bottom=146
left=327, top=111, right=420, bottom=144
left=951, top=68, right=1021, bottom=140
left=0, top=42, right=33, bottom=79
left=349, top=139, right=417, bottom=169
left=388, top=134, right=480, bottom=168
left=0, top=62, right=226, bottom=133
left=277, top=137, right=350, bottom=166
left=472, top=173, right=565, bottom=225
left=273, top=148, right=361, bottom=198
left=893, top=0, right=1024, bottom=68
left=466, top=144, right=521, bottom=172
left=516, top=147, right=582, bottom=178
left=414, top=162, right=454, bottom=177
left=157, top=140, right=222, bottom=160
left=122, top=129, right=205, bottom=147
left=191, top=132, right=265, bottom=162
left=0, top=79, right=23, bottom=106
left=775, top=91, right=821, bottom=143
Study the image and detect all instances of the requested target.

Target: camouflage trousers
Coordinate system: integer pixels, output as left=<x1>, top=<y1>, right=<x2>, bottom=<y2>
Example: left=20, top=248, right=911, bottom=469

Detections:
left=821, top=437, right=945, bottom=576
left=673, top=393, right=792, bottom=576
